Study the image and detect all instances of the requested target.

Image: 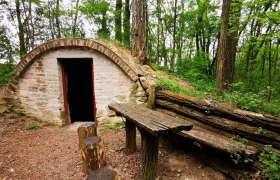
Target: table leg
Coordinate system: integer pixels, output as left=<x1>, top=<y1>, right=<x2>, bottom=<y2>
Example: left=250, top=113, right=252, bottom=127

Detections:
left=126, top=120, right=136, bottom=153
left=141, top=132, right=159, bottom=180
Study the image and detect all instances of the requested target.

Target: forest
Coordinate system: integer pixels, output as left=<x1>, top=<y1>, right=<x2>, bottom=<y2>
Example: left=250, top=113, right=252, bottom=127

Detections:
left=0, top=0, right=279, bottom=116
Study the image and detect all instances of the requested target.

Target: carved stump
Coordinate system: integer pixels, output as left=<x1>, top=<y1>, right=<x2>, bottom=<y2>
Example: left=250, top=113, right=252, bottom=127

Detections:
left=86, top=167, right=118, bottom=180
left=78, top=122, right=97, bottom=149
left=81, top=136, right=106, bottom=175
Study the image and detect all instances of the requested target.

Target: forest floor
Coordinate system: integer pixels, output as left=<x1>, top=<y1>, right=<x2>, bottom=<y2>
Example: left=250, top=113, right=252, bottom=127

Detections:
left=0, top=88, right=253, bottom=180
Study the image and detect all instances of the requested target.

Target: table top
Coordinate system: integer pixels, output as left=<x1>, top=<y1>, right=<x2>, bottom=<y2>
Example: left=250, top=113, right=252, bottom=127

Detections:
left=108, top=103, right=193, bottom=136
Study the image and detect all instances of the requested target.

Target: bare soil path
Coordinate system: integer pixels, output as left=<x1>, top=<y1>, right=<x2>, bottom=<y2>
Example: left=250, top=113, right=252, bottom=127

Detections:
left=0, top=98, right=234, bottom=180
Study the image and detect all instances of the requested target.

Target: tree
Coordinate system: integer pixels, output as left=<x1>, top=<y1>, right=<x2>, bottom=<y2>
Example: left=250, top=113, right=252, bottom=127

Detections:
left=15, top=0, right=27, bottom=58
left=115, top=0, right=122, bottom=42
left=132, top=0, right=149, bottom=65
left=123, top=0, right=130, bottom=46
left=81, top=0, right=111, bottom=39
left=55, top=0, right=61, bottom=38
left=72, top=0, right=80, bottom=36
left=216, top=0, right=241, bottom=92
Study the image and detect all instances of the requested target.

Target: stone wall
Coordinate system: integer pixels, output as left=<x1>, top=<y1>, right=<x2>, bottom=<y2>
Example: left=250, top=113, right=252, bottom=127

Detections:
left=16, top=48, right=147, bottom=125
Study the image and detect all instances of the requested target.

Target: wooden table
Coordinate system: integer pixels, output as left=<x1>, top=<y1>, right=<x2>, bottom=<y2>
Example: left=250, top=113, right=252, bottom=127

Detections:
left=108, top=103, right=193, bottom=180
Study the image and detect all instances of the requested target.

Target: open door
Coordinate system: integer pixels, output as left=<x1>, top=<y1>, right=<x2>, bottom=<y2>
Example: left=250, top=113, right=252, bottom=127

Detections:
left=60, top=58, right=96, bottom=124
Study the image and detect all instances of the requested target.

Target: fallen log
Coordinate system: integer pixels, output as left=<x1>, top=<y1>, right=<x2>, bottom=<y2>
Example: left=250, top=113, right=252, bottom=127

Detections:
left=156, top=91, right=280, bottom=133
left=156, top=99, right=280, bottom=149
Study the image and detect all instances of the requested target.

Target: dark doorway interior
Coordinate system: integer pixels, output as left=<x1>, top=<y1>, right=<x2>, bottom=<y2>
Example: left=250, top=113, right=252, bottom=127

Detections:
left=61, top=58, right=94, bottom=123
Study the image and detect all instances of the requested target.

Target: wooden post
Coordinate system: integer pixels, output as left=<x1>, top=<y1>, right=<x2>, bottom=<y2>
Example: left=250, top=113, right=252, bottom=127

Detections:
left=147, top=85, right=156, bottom=110
left=126, top=120, right=136, bottom=153
left=141, top=131, right=159, bottom=180
left=81, top=136, right=106, bottom=175
left=78, top=122, right=97, bottom=149
left=86, top=167, right=119, bottom=180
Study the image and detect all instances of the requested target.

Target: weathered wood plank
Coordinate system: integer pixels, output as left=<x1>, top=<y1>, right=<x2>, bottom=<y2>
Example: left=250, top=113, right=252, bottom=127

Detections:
left=178, top=126, right=259, bottom=156
left=108, top=103, right=193, bottom=136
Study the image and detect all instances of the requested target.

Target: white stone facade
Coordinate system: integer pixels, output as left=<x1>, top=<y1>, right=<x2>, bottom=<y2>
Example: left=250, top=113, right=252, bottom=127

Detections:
left=17, top=48, right=146, bottom=125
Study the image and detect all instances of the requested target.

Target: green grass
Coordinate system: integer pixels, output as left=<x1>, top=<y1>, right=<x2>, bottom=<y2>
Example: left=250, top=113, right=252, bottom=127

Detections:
left=26, top=123, right=39, bottom=130
left=156, top=77, right=203, bottom=99
left=106, top=122, right=125, bottom=130
left=0, top=99, right=6, bottom=105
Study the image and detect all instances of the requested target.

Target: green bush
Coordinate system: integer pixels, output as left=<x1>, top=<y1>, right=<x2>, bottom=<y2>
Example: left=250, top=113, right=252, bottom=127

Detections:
left=258, top=145, right=280, bottom=180
left=0, top=63, right=15, bottom=86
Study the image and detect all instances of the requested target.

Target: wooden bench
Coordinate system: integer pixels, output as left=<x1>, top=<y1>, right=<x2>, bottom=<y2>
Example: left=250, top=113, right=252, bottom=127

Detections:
left=108, top=103, right=193, bottom=179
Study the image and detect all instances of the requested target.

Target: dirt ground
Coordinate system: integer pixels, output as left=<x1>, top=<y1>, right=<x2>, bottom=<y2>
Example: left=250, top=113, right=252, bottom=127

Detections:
left=0, top=96, right=247, bottom=180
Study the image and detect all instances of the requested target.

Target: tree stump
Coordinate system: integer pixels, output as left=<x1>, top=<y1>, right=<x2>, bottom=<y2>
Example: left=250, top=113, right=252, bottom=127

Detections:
left=86, top=167, right=118, bottom=180
left=78, top=122, right=97, bottom=149
left=141, top=131, right=159, bottom=180
left=81, top=136, right=106, bottom=175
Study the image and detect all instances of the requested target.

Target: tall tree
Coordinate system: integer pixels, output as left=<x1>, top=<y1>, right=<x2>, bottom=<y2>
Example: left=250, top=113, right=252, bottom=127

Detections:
left=115, top=0, right=122, bottom=42
left=15, top=0, right=27, bottom=58
left=170, top=0, right=178, bottom=72
left=72, top=0, right=80, bottom=36
left=55, top=0, right=61, bottom=38
left=132, top=0, right=149, bottom=65
left=216, top=0, right=241, bottom=92
left=123, top=0, right=130, bottom=46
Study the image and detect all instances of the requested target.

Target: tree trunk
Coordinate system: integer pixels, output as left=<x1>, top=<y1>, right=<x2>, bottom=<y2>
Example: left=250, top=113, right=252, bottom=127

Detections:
left=72, top=0, right=80, bottom=36
left=123, top=0, right=130, bottom=46
left=216, top=0, right=241, bottom=92
left=15, top=0, right=26, bottom=58
left=115, top=0, right=122, bottom=42
left=170, top=0, right=178, bottom=72
left=132, top=0, right=149, bottom=65
left=55, top=0, right=61, bottom=38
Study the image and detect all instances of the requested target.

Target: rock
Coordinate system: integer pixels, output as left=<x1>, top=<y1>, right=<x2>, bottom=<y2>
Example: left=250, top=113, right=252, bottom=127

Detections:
left=139, top=77, right=148, bottom=90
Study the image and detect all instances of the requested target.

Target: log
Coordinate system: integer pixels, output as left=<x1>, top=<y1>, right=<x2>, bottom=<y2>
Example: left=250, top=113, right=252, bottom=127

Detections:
left=156, top=91, right=280, bottom=133
left=86, top=167, right=118, bottom=180
left=179, top=126, right=259, bottom=156
left=147, top=85, right=156, bottom=109
left=78, top=122, right=97, bottom=149
left=126, top=120, right=136, bottom=154
left=141, top=130, right=158, bottom=180
left=156, top=99, right=280, bottom=149
left=81, top=136, right=106, bottom=175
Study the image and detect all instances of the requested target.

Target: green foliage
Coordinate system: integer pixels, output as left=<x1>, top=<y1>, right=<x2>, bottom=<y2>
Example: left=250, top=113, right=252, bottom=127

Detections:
left=26, top=123, right=39, bottom=130
left=81, top=0, right=111, bottom=38
left=0, top=99, right=6, bottom=105
left=0, top=63, right=15, bottom=87
left=106, top=122, right=125, bottom=130
left=230, top=136, right=254, bottom=165
left=14, top=107, right=26, bottom=116
left=258, top=145, right=280, bottom=180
